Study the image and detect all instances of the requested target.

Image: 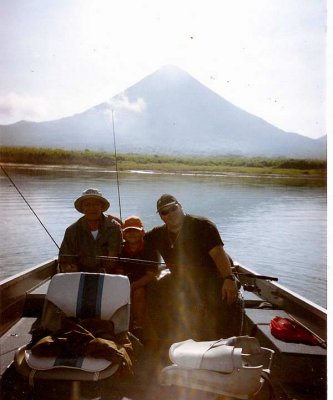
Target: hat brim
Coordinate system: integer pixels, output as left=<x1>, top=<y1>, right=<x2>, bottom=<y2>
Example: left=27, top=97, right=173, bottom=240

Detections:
left=74, top=195, right=110, bottom=213
left=157, top=201, right=177, bottom=213
left=123, top=226, right=144, bottom=231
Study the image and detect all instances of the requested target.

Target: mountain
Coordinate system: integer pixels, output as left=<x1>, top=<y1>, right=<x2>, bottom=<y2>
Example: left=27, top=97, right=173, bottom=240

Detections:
left=0, top=65, right=326, bottom=159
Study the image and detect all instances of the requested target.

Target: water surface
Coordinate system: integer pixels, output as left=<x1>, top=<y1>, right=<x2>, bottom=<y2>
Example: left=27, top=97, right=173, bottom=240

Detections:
left=0, top=166, right=326, bottom=308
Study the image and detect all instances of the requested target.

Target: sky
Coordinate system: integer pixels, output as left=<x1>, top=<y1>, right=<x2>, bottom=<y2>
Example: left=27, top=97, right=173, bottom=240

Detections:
left=0, top=0, right=328, bottom=139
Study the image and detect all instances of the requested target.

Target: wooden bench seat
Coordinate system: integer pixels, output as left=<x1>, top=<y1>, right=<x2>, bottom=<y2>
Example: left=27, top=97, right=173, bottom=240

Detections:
left=23, top=281, right=50, bottom=318
left=242, top=290, right=264, bottom=308
left=244, top=308, right=326, bottom=354
left=28, top=281, right=50, bottom=296
left=243, top=308, right=326, bottom=391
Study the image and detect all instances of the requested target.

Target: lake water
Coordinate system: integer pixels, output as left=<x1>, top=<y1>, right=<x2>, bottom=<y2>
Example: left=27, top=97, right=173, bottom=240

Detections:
left=0, top=165, right=327, bottom=308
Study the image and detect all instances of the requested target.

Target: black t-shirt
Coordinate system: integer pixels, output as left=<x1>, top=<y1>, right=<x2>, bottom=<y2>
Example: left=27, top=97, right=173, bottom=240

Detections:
left=145, top=214, right=223, bottom=283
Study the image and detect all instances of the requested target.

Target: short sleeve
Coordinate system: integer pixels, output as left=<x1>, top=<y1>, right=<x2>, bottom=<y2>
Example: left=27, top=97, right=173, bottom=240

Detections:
left=200, top=218, right=224, bottom=253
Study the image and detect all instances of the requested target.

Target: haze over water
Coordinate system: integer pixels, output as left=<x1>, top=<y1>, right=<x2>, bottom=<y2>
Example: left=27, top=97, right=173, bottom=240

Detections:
left=0, top=166, right=326, bottom=308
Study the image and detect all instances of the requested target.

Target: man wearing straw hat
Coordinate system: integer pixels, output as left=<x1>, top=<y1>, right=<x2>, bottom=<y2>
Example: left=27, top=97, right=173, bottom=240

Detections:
left=58, top=188, right=122, bottom=273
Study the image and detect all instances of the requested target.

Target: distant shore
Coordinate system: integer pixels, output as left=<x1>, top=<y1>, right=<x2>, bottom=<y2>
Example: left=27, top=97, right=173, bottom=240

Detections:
left=0, top=146, right=327, bottom=180
left=1, top=162, right=326, bottom=183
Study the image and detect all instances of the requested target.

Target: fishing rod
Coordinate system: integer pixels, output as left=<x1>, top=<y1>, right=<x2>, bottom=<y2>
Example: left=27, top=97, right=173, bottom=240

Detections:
left=96, top=256, right=278, bottom=280
left=97, top=255, right=165, bottom=266
left=287, top=313, right=327, bottom=348
left=61, top=254, right=279, bottom=281
left=0, top=165, right=60, bottom=249
left=111, top=109, right=122, bottom=221
left=60, top=254, right=166, bottom=266
left=235, top=272, right=278, bottom=281
left=103, top=258, right=278, bottom=280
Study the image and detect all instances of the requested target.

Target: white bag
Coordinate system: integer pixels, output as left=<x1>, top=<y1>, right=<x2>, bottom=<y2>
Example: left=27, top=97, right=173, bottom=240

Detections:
left=169, top=336, right=262, bottom=373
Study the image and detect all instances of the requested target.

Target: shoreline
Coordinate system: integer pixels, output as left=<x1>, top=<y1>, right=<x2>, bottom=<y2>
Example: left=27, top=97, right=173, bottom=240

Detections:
left=1, top=162, right=326, bottom=180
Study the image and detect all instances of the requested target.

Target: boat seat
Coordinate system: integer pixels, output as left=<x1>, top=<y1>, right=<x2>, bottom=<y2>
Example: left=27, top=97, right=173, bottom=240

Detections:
left=159, top=336, right=274, bottom=399
left=14, top=272, right=131, bottom=400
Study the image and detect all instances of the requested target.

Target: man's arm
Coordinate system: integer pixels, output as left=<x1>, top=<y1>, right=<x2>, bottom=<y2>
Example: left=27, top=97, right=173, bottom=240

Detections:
left=131, top=271, right=158, bottom=290
left=58, top=228, right=80, bottom=272
left=102, top=223, right=123, bottom=273
left=209, top=245, right=238, bottom=304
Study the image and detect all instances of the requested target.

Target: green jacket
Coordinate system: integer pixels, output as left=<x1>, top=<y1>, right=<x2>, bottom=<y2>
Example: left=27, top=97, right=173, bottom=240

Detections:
left=58, top=215, right=122, bottom=272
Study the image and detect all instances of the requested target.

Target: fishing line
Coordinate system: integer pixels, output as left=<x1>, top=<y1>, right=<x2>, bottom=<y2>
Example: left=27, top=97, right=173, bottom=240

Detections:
left=111, top=109, right=122, bottom=221
left=0, top=165, right=60, bottom=249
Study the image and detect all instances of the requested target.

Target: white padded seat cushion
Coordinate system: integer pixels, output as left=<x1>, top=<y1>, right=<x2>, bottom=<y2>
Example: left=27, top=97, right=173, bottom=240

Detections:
left=169, top=336, right=262, bottom=373
left=169, top=340, right=241, bottom=372
left=25, top=350, right=113, bottom=372
left=46, top=273, right=130, bottom=320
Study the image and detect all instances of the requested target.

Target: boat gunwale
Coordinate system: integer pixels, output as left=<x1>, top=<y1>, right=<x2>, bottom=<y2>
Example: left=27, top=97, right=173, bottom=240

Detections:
left=0, top=259, right=58, bottom=335
left=235, top=262, right=326, bottom=342
left=235, top=262, right=326, bottom=317
left=0, top=258, right=57, bottom=288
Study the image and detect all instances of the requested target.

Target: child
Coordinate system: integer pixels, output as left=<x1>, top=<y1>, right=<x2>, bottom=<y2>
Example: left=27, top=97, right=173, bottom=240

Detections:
left=120, top=216, right=159, bottom=337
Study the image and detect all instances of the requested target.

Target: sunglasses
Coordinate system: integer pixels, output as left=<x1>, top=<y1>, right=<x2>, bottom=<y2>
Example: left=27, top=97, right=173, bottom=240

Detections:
left=160, top=204, right=178, bottom=216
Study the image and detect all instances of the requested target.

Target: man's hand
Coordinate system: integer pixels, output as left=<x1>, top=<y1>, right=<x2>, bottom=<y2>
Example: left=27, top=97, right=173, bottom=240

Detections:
left=106, top=214, right=123, bottom=226
left=222, top=278, right=238, bottom=304
left=59, top=264, right=79, bottom=273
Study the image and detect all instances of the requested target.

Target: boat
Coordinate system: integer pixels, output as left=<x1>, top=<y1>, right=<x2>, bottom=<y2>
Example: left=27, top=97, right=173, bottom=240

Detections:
left=0, top=258, right=327, bottom=400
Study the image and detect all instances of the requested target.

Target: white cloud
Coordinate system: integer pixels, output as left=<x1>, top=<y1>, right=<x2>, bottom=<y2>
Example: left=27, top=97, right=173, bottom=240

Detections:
left=0, top=93, right=48, bottom=124
left=106, top=93, right=146, bottom=114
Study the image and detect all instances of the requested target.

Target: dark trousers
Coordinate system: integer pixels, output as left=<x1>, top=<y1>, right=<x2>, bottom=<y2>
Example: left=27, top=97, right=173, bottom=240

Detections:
left=146, top=273, right=243, bottom=347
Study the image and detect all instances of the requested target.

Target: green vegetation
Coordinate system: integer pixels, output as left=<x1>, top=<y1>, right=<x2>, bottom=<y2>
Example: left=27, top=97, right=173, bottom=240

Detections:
left=0, top=146, right=326, bottom=178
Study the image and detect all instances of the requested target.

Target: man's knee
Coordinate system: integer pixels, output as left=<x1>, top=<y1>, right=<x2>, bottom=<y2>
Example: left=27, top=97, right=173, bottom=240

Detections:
left=132, top=286, right=145, bottom=302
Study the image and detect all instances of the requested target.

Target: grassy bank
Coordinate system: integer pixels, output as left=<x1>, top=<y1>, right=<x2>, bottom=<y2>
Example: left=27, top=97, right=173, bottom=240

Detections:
left=0, top=146, right=327, bottom=178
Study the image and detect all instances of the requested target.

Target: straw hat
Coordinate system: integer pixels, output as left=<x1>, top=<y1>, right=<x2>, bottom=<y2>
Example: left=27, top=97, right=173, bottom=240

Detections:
left=74, top=188, right=110, bottom=213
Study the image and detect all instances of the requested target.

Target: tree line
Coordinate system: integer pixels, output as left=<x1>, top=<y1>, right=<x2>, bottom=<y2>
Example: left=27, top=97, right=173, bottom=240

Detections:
left=0, top=146, right=326, bottom=176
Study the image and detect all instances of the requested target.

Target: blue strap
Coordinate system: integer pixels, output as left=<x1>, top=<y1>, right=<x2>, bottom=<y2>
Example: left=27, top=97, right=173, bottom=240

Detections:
left=76, top=274, right=104, bottom=318
left=54, top=356, right=84, bottom=368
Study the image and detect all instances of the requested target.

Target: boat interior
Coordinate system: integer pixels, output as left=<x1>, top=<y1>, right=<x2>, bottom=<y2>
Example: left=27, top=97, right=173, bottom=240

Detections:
left=0, top=260, right=327, bottom=400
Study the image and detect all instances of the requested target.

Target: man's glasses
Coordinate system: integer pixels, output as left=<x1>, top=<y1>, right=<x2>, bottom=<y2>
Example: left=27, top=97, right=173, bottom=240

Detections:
left=159, top=204, right=178, bottom=216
